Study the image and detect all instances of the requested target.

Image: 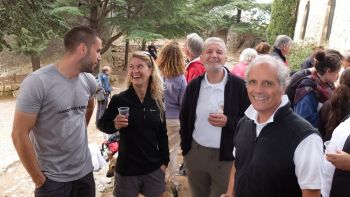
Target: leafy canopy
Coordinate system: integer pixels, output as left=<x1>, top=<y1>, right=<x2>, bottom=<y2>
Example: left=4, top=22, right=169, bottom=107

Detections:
left=0, top=1, right=69, bottom=55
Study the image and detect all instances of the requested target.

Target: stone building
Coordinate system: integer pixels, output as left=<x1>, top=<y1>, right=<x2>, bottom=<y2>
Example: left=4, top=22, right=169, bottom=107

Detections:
left=294, top=0, right=350, bottom=52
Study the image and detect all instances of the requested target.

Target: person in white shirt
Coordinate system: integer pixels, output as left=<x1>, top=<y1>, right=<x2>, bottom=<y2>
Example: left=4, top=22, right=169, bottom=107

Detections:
left=179, top=37, right=250, bottom=197
left=221, top=55, right=323, bottom=197
left=322, top=115, right=350, bottom=197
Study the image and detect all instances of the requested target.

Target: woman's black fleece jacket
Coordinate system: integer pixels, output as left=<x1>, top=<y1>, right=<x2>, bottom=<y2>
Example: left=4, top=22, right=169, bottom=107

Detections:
left=97, top=86, right=169, bottom=175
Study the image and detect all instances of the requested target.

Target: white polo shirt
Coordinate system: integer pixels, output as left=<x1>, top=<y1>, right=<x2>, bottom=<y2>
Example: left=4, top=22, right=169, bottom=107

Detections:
left=234, top=95, right=323, bottom=189
left=192, top=69, right=228, bottom=148
left=321, top=117, right=350, bottom=197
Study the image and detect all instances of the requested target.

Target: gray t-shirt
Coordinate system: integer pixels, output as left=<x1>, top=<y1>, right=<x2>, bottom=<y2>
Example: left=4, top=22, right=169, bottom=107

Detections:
left=16, top=64, right=96, bottom=182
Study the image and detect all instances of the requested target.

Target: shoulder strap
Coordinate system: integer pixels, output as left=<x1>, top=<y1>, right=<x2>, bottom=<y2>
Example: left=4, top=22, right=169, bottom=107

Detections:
left=297, top=76, right=316, bottom=89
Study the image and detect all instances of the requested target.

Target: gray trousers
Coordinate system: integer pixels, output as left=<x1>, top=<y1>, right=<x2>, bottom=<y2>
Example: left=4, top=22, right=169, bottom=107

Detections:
left=96, top=93, right=109, bottom=124
left=184, top=140, right=232, bottom=197
left=35, top=171, right=95, bottom=197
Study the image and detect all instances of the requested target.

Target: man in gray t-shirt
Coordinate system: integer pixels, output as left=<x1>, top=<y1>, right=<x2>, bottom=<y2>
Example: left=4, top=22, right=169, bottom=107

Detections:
left=12, top=26, right=102, bottom=197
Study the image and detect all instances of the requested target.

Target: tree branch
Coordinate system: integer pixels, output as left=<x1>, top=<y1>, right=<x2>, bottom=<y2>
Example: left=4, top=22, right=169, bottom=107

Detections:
left=101, top=31, right=123, bottom=54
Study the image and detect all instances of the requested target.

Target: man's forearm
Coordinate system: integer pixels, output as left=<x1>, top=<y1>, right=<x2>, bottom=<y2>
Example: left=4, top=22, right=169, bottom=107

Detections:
left=12, top=132, right=45, bottom=186
left=302, top=189, right=320, bottom=197
left=227, top=163, right=236, bottom=195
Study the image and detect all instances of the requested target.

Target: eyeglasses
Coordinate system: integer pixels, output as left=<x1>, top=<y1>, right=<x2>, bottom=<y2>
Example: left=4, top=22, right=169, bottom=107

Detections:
left=142, top=51, right=154, bottom=67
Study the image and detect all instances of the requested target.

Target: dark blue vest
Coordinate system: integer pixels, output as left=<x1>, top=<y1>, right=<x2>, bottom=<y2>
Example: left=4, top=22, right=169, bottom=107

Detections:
left=234, top=104, right=318, bottom=197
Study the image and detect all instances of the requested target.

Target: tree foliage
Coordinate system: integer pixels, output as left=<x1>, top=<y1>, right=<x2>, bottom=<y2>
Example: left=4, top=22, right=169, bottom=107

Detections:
left=0, top=0, right=70, bottom=70
left=288, top=43, right=314, bottom=72
left=73, top=0, right=203, bottom=54
left=0, top=0, right=272, bottom=71
left=189, top=0, right=271, bottom=38
left=266, top=0, right=299, bottom=44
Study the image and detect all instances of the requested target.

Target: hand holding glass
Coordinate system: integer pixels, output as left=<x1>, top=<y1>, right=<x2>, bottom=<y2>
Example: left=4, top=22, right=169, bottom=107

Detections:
left=118, top=107, right=129, bottom=117
left=115, top=107, right=129, bottom=130
left=208, top=102, right=224, bottom=115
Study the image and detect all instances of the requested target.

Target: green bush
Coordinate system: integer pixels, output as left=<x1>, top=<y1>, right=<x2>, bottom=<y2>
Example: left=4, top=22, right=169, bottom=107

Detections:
left=267, top=0, right=299, bottom=44
left=288, top=43, right=315, bottom=72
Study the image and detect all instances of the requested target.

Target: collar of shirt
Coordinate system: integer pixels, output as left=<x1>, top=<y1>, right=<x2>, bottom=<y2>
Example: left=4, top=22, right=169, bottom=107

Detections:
left=185, top=57, right=201, bottom=69
left=202, top=68, right=228, bottom=90
left=245, top=95, right=289, bottom=136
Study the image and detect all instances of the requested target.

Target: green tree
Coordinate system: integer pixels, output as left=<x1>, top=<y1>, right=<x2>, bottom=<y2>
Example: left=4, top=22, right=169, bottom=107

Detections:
left=73, top=0, right=204, bottom=72
left=74, top=0, right=202, bottom=54
left=0, top=0, right=272, bottom=72
left=266, top=0, right=299, bottom=44
left=0, top=1, right=71, bottom=71
left=205, top=0, right=270, bottom=35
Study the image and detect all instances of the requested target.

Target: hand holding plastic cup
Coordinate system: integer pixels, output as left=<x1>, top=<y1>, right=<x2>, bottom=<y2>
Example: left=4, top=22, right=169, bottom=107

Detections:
left=118, top=107, right=129, bottom=118
left=208, top=103, right=220, bottom=116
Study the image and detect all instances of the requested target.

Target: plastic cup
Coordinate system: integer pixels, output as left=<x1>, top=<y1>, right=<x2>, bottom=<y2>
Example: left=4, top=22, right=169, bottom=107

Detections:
left=208, top=104, right=219, bottom=115
left=324, top=141, right=337, bottom=154
left=118, top=107, right=129, bottom=117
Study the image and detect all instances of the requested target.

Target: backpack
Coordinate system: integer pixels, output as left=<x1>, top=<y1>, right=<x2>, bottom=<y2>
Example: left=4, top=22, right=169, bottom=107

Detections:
left=285, top=69, right=312, bottom=108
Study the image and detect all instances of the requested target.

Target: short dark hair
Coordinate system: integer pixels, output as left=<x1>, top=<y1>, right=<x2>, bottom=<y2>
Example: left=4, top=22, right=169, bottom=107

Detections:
left=64, top=26, right=99, bottom=52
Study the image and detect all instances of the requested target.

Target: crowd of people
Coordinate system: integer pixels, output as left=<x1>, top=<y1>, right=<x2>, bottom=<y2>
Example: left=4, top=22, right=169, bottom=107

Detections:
left=10, top=25, right=350, bottom=197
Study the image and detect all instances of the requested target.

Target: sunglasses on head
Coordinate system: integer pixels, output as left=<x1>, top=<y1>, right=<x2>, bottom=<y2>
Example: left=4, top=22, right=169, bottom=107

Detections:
left=142, top=51, right=154, bottom=67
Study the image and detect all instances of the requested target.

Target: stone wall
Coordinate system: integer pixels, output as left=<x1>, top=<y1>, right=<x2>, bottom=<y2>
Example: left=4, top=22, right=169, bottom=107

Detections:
left=294, top=0, right=350, bottom=52
left=328, top=0, right=350, bottom=50
left=0, top=74, right=26, bottom=97
left=294, top=0, right=327, bottom=44
left=111, top=44, right=162, bottom=53
left=226, top=26, right=262, bottom=53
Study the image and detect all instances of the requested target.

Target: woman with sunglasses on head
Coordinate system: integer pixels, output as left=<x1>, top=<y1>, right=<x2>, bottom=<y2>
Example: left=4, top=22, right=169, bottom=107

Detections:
left=97, top=51, right=169, bottom=197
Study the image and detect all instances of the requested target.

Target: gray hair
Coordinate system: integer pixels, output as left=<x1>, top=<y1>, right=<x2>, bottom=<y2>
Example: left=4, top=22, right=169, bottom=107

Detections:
left=245, top=55, right=290, bottom=89
left=239, top=48, right=258, bottom=62
left=274, top=35, right=293, bottom=49
left=204, top=37, right=227, bottom=53
left=186, top=33, right=204, bottom=57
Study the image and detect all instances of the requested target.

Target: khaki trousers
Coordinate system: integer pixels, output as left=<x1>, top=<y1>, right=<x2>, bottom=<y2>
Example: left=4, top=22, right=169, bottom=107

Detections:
left=184, top=140, right=232, bottom=197
left=165, top=119, right=181, bottom=183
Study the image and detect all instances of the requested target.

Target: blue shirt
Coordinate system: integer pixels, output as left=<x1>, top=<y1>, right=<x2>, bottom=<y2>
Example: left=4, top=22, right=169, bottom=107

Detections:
left=294, top=92, right=319, bottom=127
left=99, top=73, right=111, bottom=92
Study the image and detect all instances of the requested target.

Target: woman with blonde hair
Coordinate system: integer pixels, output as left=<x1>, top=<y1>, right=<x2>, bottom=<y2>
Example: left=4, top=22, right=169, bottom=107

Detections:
left=97, top=51, right=169, bottom=197
left=157, top=40, right=187, bottom=187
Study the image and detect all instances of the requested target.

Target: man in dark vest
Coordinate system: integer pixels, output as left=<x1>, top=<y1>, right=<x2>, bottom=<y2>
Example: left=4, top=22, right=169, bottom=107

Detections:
left=221, top=55, right=323, bottom=197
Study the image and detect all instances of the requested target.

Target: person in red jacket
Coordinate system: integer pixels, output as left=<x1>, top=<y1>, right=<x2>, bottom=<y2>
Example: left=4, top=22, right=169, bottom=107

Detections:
left=183, top=33, right=206, bottom=82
